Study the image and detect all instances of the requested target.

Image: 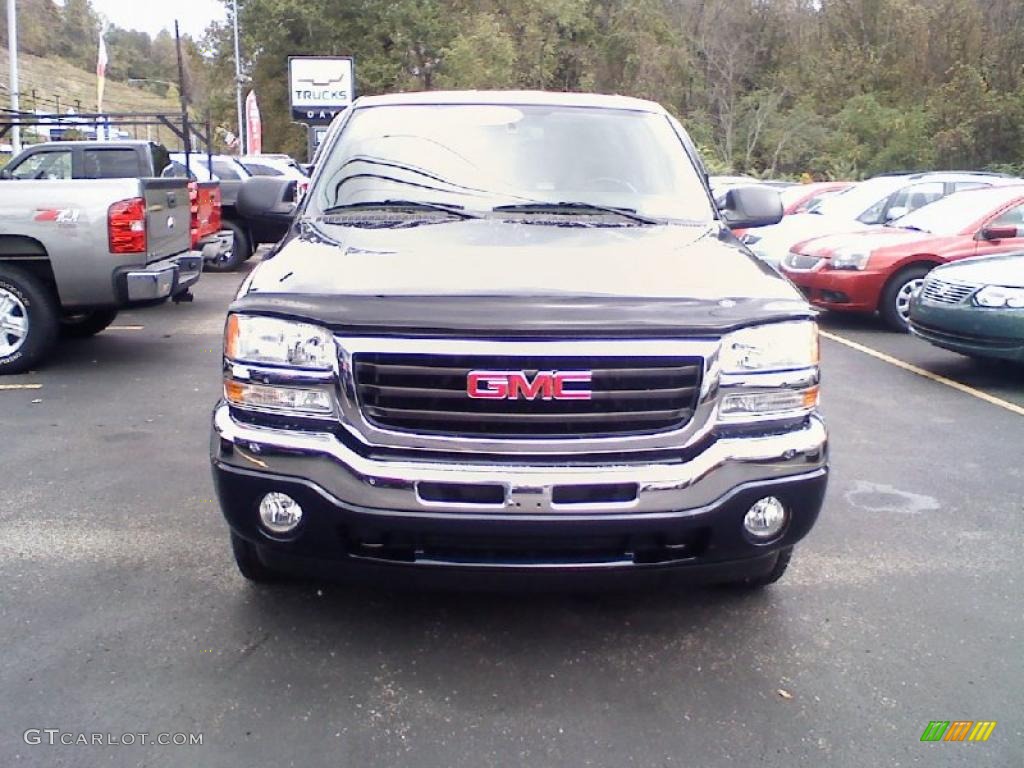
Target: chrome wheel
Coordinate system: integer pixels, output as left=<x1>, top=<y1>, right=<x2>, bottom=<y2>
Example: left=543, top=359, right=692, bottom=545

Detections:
left=0, top=286, right=29, bottom=357
left=895, top=277, right=925, bottom=323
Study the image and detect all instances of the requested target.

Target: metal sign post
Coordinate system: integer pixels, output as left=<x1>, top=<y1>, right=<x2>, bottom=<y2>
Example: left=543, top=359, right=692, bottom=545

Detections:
left=306, top=125, right=328, bottom=161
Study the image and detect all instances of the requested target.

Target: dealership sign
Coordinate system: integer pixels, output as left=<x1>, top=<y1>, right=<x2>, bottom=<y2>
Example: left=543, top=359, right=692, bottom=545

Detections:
left=289, top=56, right=355, bottom=123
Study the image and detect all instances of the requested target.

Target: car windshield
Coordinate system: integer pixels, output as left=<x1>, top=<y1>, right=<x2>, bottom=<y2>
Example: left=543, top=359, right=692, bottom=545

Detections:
left=809, top=177, right=906, bottom=219
left=311, top=103, right=713, bottom=223
left=892, top=187, right=1024, bottom=235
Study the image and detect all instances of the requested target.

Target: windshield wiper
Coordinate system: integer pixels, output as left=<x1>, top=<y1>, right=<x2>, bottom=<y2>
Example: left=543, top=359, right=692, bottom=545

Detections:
left=493, top=201, right=660, bottom=225
left=319, top=200, right=482, bottom=219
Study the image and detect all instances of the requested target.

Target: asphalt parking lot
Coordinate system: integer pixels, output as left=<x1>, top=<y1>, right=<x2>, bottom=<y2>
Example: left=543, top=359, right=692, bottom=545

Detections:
left=1, top=260, right=1021, bottom=768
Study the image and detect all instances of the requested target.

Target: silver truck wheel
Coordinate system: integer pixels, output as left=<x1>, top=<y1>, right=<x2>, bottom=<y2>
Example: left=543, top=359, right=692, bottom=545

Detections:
left=0, top=286, right=29, bottom=357
left=0, top=265, right=60, bottom=375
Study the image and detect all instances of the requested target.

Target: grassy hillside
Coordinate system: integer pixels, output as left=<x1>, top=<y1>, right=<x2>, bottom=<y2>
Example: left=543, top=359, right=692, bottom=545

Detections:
left=0, top=47, right=183, bottom=146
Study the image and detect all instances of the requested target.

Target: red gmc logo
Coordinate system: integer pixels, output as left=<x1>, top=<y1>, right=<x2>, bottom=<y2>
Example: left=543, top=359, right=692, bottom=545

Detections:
left=467, top=370, right=593, bottom=401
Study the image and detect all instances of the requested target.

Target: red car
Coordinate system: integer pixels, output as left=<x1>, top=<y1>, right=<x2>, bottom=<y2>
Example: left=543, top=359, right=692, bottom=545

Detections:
left=779, top=185, right=1024, bottom=330
left=780, top=181, right=854, bottom=215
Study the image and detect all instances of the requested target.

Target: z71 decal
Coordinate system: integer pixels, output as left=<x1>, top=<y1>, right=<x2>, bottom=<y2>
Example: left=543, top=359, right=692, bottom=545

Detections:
left=34, top=208, right=81, bottom=225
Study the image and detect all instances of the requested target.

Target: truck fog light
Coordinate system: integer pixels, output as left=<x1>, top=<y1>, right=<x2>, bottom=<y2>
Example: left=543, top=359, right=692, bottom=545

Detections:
left=259, top=492, right=303, bottom=534
left=743, top=496, right=787, bottom=540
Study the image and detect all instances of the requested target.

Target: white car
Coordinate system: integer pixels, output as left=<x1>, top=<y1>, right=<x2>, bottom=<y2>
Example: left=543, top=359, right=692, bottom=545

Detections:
left=168, top=153, right=253, bottom=183
left=239, top=155, right=306, bottom=179
left=238, top=155, right=309, bottom=199
left=743, top=172, right=1016, bottom=265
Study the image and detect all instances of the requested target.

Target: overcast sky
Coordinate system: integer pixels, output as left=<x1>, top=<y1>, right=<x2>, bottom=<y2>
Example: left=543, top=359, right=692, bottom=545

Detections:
left=88, top=0, right=227, bottom=39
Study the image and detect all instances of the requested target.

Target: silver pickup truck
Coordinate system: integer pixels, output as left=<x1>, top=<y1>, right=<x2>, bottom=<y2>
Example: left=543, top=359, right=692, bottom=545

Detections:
left=0, top=176, right=201, bottom=374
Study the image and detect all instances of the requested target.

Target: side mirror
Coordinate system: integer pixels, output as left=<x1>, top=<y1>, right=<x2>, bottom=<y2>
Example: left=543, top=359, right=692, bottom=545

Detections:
left=237, top=176, right=297, bottom=221
left=720, top=185, right=783, bottom=229
left=885, top=205, right=909, bottom=223
left=0, top=168, right=12, bottom=180
left=979, top=225, right=1018, bottom=241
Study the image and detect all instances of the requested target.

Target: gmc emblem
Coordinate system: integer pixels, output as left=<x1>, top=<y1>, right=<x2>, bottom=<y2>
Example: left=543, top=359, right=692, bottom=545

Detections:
left=467, top=370, right=593, bottom=401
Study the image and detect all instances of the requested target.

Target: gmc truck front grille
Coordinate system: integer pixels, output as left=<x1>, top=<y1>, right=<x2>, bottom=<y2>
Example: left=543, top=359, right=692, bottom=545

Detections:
left=352, top=353, right=703, bottom=438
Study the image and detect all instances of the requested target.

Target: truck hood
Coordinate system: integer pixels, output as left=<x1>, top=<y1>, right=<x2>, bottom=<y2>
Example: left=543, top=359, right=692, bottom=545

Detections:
left=234, top=219, right=812, bottom=337
left=932, top=252, right=1024, bottom=287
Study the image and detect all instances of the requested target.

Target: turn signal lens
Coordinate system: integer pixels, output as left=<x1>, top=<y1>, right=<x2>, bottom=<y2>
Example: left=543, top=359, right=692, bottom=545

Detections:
left=719, top=386, right=819, bottom=420
left=224, top=379, right=332, bottom=414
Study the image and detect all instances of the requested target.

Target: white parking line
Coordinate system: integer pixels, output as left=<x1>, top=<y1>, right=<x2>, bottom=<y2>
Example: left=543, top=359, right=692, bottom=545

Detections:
left=0, top=383, right=42, bottom=390
left=821, top=331, right=1024, bottom=417
left=107, top=325, right=145, bottom=331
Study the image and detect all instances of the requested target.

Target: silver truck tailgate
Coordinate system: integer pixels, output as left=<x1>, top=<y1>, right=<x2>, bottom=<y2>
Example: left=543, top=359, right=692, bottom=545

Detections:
left=142, top=179, right=191, bottom=263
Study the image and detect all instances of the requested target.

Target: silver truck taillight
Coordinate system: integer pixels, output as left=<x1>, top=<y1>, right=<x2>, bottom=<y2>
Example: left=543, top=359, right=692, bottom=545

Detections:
left=108, top=197, right=147, bottom=254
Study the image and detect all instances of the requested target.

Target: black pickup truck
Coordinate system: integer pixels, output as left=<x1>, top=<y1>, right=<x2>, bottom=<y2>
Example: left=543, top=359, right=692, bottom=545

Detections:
left=212, top=91, right=828, bottom=590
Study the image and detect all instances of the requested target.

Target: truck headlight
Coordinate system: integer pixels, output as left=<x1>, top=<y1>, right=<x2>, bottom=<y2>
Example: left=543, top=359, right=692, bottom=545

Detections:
left=829, top=249, right=871, bottom=271
left=975, top=286, right=1024, bottom=309
left=225, top=314, right=334, bottom=369
left=720, top=321, right=819, bottom=374
left=719, top=321, right=820, bottom=422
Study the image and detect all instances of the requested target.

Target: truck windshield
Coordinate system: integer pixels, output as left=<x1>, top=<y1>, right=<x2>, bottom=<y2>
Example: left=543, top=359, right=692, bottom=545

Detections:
left=312, top=104, right=714, bottom=223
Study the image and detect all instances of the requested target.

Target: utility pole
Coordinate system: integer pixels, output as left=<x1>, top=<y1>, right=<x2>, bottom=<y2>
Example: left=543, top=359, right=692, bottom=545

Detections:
left=232, top=0, right=245, bottom=155
left=174, top=21, right=191, bottom=161
left=7, top=0, right=21, bottom=152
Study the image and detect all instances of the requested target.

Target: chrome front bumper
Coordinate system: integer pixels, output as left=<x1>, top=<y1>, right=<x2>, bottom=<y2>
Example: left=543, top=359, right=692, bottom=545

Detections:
left=212, top=404, right=828, bottom=518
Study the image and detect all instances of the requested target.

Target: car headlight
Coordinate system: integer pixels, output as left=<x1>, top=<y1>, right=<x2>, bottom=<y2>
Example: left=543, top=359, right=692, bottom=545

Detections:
left=974, top=285, right=1024, bottom=309
left=224, top=314, right=335, bottom=369
left=830, top=248, right=871, bottom=271
left=720, top=321, right=819, bottom=374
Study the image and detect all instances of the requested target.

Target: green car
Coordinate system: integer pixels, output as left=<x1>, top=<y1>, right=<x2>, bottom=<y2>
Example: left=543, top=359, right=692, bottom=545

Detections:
left=909, top=252, right=1024, bottom=364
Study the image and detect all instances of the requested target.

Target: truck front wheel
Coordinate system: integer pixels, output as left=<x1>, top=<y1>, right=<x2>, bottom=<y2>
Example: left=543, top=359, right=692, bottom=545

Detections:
left=230, top=532, right=283, bottom=583
left=60, top=308, right=119, bottom=338
left=725, top=547, right=793, bottom=589
left=0, top=264, right=59, bottom=375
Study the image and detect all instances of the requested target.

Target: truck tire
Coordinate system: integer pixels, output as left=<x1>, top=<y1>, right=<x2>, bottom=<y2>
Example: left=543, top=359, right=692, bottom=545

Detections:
left=205, top=220, right=250, bottom=273
left=726, top=547, right=793, bottom=589
left=0, top=264, right=59, bottom=375
left=230, top=532, right=282, bottom=583
left=60, top=308, right=119, bottom=338
left=880, top=264, right=933, bottom=332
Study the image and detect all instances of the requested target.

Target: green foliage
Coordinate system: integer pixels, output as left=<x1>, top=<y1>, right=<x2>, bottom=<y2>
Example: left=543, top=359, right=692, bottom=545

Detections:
left=7, top=0, right=1023, bottom=174
left=216, top=0, right=1024, bottom=170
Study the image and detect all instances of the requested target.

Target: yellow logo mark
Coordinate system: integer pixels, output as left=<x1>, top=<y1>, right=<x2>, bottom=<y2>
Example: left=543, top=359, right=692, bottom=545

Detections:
left=968, top=721, right=997, bottom=742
